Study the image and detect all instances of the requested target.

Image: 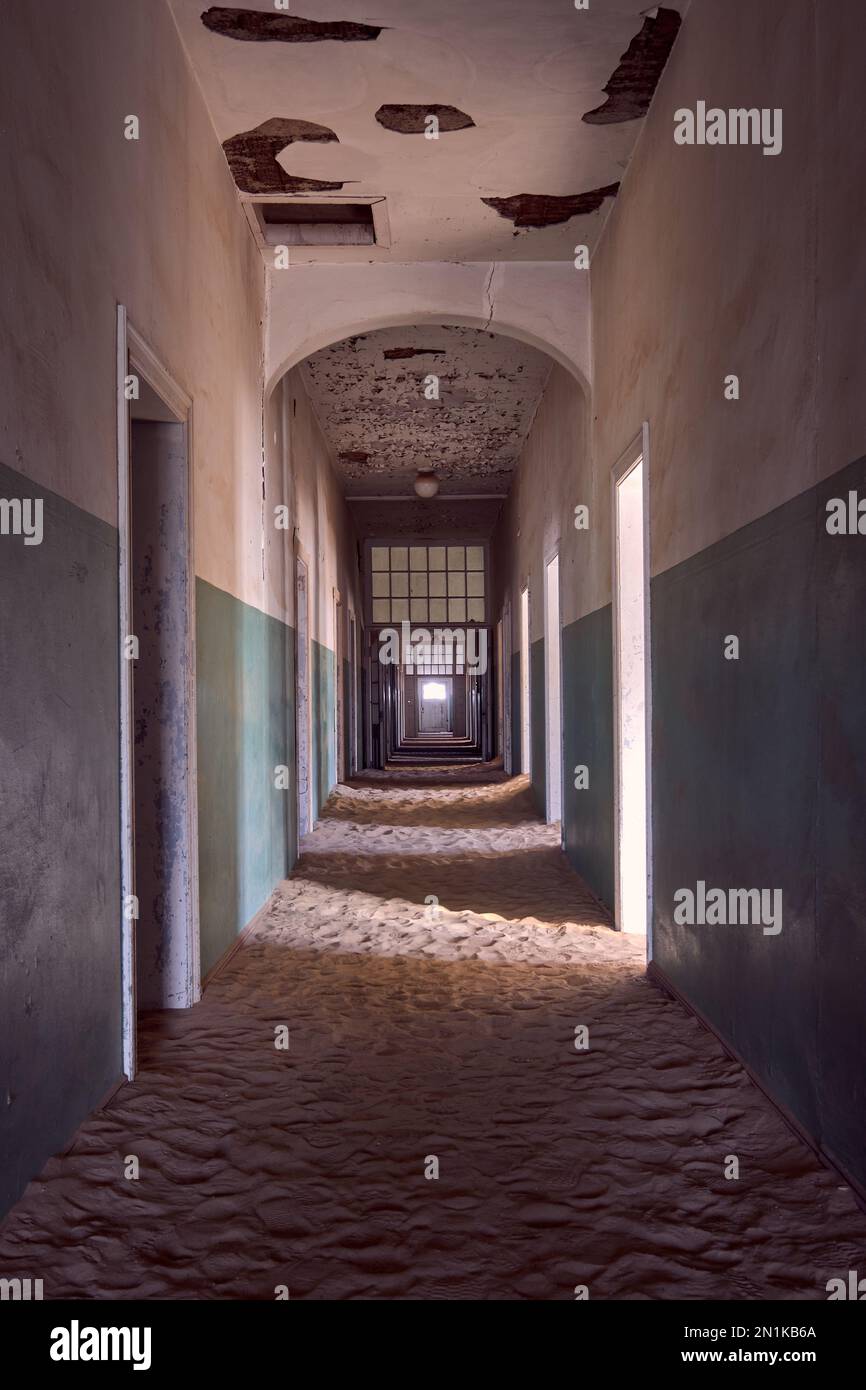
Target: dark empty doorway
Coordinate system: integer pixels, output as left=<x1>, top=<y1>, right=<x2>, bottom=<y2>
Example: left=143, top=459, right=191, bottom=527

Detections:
left=118, top=313, right=200, bottom=1076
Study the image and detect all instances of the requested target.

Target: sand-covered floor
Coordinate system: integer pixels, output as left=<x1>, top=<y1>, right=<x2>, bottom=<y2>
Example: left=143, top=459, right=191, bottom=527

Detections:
left=1, top=767, right=864, bottom=1299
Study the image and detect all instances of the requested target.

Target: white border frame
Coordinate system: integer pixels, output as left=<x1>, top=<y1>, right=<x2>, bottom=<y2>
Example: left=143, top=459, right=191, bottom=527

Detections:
left=117, top=307, right=201, bottom=1079
left=519, top=583, right=531, bottom=777
left=611, top=422, right=653, bottom=955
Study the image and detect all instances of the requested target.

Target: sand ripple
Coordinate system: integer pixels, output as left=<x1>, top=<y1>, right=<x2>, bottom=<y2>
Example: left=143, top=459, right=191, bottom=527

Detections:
left=1, top=769, right=863, bottom=1299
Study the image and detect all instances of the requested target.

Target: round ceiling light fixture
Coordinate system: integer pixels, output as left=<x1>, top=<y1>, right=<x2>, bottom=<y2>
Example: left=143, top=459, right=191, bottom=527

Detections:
left=414, top=469, right=440, bottom=499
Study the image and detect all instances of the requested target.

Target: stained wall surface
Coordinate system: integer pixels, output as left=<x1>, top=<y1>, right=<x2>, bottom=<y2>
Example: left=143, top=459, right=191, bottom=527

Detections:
left=0, top=0, right=264, bottom=1213
left=492, top=363, right=614, bottom=906
left=590, top=0, right=866, bottom=1187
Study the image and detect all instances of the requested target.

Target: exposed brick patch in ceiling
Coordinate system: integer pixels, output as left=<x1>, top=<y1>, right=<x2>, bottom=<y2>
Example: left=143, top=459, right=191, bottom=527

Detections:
left=348, top=497, right=504, bottom=541
left=382, top=347, right=447, bottom=360
left=201, top=7, right=383, bottom=43
left=582, top=6, right=682, bottom=124
left=301, top=326, right=552, bottom=497
left=481, top=184, right=620, bottom=230
left=374, top=104, right=476, bottom=134
left=222, top=117, right=342, bottom=194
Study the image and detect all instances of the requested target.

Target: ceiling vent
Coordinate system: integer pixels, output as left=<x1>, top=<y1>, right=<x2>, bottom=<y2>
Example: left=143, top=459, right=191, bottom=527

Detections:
left=242, top=197, right=389, bottom=252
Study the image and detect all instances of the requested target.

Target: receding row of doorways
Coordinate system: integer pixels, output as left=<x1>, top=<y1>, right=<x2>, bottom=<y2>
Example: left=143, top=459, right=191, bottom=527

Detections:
left=117, top=302, right=652, bottom=1087
left=504, top=428, right=652, bottom=944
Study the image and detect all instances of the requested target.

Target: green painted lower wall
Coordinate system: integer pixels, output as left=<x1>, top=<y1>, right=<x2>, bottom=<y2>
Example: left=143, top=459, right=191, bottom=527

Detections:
left=343, top=657, right=352, bottom=776
left=311, top=639, right=336, bottom=822
left=650, top=451, right=866, bottom=1189
left=195, top=579, right=296, bottom=977
left=0, top=461, right=122, bottom=1216
left=561, top=605, right=615, bottom=910
left=511, top=652, right=521, bottom=773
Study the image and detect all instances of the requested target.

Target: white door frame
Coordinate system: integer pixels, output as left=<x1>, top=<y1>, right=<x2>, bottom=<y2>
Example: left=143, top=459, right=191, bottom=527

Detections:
left=334, top=588, right=345, bottom=782
left=519, top=584, right=531, bottom=776
left=116, top=306, right=200, bottom=1079
left=611, top=422, right=653, bottom=952
left=495, top=619, right=504, bottom=760
left=348, top=611, right=358, bottom=775
left=502, top=595, right=512, bottom=774
left=543, top=546, right=563, bottom=828
left=295, top=549, right=312, bottom=846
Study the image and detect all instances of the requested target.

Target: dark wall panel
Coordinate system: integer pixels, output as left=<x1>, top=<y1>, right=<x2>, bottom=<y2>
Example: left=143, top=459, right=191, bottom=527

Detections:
left=195, top=579, right=295, bottom=978
left=561, top=605, right=615, bottom=911
left=311, top=639, right=335, bottom=821
left=530, top=638, right=546, bottom=815
left=814, top=455, right=866, bottom=1181
left=510, top=651, right=521, bottom=773
left=0, top=462, right=122, bottom=1214
left=652, top=487, right=818, bottom=1134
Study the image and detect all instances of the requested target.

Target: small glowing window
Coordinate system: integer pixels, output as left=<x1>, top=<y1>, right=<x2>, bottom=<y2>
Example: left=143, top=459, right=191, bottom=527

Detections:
left=421, top=681, right=447, bottom=701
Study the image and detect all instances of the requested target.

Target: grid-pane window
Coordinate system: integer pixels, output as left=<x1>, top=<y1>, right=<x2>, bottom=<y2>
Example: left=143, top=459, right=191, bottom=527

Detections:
left=370, top=543, right=485, bottom=625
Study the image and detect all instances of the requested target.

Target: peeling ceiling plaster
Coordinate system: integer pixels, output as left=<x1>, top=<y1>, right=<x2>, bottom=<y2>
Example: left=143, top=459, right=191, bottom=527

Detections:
left=168, top=0, right=687, bottom=262
left=583, top=7, right=682, bottom=124
left=223, top=117, right=341, bottom=193
left=200, top=8, right=383, bottom=43
left=482, top=184, right=621, bottom=231
left=301, top=326, right=552, bottom=500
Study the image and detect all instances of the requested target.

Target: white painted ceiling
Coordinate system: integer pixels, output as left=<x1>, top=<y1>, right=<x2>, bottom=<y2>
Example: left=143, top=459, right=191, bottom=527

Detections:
left=168, top=0, right=685, bottom=262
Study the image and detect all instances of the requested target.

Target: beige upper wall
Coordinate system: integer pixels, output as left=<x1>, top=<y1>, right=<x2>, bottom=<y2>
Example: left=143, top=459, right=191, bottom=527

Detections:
left=0, top=0, right=266, bottom=609
left=266, top=368, right=362, bottom=645
left=494, top=0, right=866, bottom=626
left=590, top=0, right=864, bottom=580
left=492, top=363, right=592, bottom=642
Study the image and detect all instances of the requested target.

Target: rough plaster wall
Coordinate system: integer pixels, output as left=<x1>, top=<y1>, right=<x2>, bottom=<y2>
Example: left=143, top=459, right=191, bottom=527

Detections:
left=815, top=1, right=866, bottom=478
left=590, top=0, right=820, bottom=576
left=492, top=364, right=592, bottom=642
left=131, top=422, right=193, bottom=1009
left=0, top=0, right=265, bottom=1213
left=587, top=0, right=866, bottom=1183
left=0, top=465, right=122, bottom=1215
left=267, top=367, right=362, bottom=801
left=195, top=579, right=294, bottom=979
left=491, top=364, right=612, bottom=880
left=0, top=0, right=265, bottom=609
left=273, top=368, right=362, bottom=652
